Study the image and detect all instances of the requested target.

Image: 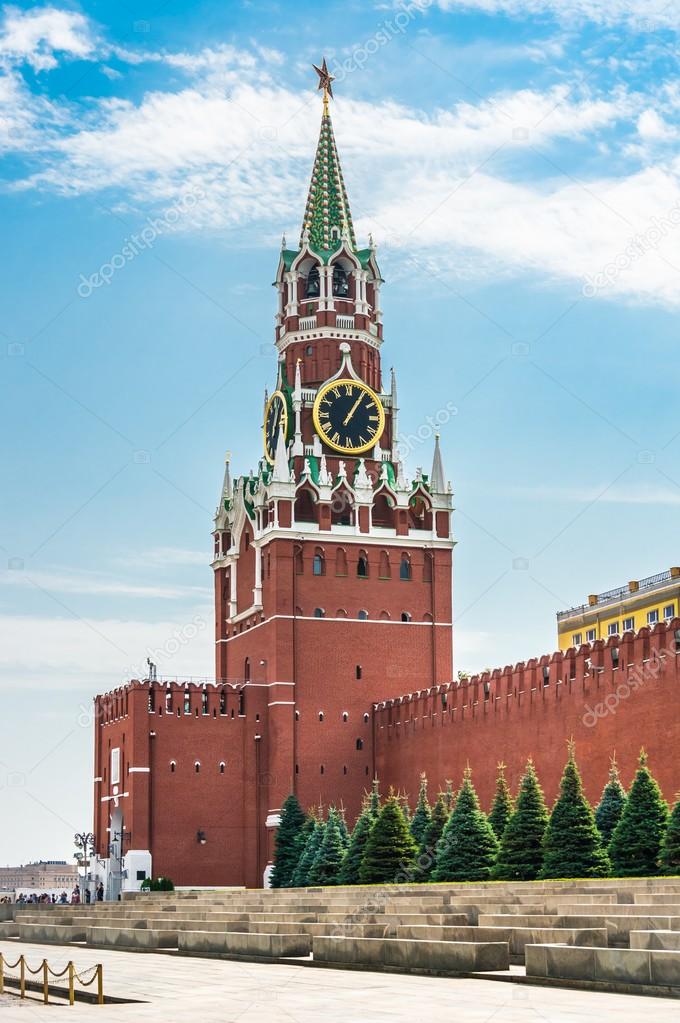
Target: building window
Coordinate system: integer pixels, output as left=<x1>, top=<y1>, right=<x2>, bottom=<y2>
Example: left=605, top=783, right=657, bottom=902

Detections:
left=623, top=617, right=634, bottom=632
left=319, top=712, right=324, bottom=721
left=357, top=609, right=369, bottom=621
left=184, top=693, right=191, bottom=715
left=357, top=553, right=369, bottom=578
left=306, top=267, right=320, bottom=297
left=332, top=266, right=350, bottom=297
left=356, top=665, right=362, bottom=680
left=313, top=550, right=325, bottom=576
left=572, top=633, right=582, bottom=647
left=664, top=604, right=675, bottom=620
left=356, top=738, right=363, bottom=751
left=363, top=712, right=369, bottom=723
left=608, top=622, right=619, bottom=637
left=401, top=611, right=412, bottom=623
left=194, top=762, right=201, bottom=774
left=400, top=554, right=412, bottom=580
left=320, top=765, right=324, bottom=775
left=648, top=609, right=659, bottom=625
left=586, top=628, right=596, bottom=643
left=314, top=607, right=325, bottom=618
left=170, top=761, right=176, bottom=773
left=219, top=762, right=225, bottom=774
left=305, top=344, right=313, bottom=356
left=342, top=712, right=348, bottom=722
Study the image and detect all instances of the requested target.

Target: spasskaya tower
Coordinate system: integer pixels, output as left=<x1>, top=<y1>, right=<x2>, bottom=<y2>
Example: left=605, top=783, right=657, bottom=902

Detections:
left=211, top=60, right=455, bottom=876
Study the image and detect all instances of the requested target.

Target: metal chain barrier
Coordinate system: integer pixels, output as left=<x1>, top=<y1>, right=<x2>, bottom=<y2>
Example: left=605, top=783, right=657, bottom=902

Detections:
left=0, top=952, right=103, bottom=1005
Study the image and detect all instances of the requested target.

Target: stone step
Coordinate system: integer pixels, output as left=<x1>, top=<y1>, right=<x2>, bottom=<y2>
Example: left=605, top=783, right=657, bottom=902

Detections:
left=630, top=930, right=680, bottom=951
left=526, top=942, right=680, bottom=989
left=312, top=935, right=509, bottom=973
left=395, top=924, right=608, bottom=958
left=178, top=930, right=312, bottom=958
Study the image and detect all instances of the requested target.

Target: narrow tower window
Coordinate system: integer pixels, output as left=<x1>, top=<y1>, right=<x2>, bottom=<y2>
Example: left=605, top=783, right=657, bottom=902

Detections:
left=357, top=553, right=369, bottom=578
left=400, top=554, right=412, bottom=581
left=305, top=267, right=320, bottom=297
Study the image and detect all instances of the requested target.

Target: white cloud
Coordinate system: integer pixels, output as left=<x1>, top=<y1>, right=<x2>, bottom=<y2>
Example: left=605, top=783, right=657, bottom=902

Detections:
left=115, top=546, right=208, bottom=568
left=0, top=5, right=94, bottom=71
left=435, top=0, right=680, bottom=29
left=0, top=613, right=213, bottom=689
left=0, top=566, right=211, bottom=600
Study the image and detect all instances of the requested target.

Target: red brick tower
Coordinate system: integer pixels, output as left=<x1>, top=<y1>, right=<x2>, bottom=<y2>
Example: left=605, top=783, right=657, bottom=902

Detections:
left=212, top=64, right=455, bottom=880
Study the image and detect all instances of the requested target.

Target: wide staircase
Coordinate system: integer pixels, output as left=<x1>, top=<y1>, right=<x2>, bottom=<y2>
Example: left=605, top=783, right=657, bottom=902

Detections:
left=3, top=878, right=680, bottom=993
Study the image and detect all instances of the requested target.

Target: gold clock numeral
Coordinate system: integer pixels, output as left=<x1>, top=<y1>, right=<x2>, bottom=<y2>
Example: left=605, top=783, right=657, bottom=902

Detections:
left=344, top=384, right=353, bottom=396
left=331, top=387, right=341, bottom=398
left=331, top=431, right=341, bottom=444
left=367, top=426, right=377, bottom=437
left=319, top=409, right=329, bottom=420
left=322, top=422, right=332, bottom=433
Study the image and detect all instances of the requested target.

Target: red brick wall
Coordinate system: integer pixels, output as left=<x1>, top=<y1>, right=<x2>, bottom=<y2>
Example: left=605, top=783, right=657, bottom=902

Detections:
left=376, top=620, right=680, bottom=812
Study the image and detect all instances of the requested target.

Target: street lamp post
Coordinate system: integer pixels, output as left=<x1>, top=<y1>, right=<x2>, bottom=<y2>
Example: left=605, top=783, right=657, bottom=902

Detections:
left=74, top=832, right=95, bottom=901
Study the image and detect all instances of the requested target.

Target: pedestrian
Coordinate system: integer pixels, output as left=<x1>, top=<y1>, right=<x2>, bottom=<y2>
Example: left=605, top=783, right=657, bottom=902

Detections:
left=96, top=881, right=104, bottom=902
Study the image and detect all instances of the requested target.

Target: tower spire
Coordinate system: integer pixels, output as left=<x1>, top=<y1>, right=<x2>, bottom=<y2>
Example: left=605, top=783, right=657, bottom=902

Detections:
left=300, top=59, right=356, bottom=252
left=430, top=434, right=446, bottom=494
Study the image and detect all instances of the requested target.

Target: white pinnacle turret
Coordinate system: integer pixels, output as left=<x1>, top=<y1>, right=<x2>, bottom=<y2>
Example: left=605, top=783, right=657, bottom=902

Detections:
left=430, top=433, right=446, bottom=494
left=272, top=425, right=289, bottom=483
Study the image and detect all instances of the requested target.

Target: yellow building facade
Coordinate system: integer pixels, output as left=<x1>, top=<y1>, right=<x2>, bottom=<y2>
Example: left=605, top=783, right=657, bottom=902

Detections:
left=557, top=567, right=680, bottom=652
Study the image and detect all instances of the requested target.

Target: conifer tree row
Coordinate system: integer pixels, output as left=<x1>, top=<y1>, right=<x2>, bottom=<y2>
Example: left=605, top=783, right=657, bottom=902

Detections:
left=270, top=751, right=676, bottom=888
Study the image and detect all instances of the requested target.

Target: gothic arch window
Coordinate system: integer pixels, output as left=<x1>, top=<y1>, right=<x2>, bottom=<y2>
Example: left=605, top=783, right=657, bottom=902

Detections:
left=378, top=550, right=391, bottom=579
left=170, top=761, right=176, bottom=773
left=357, top=609, right=369, bottom=621
left=331, top=486, right=354, bottom=526
left=314, top=607, right=325, bottom=618
left=319, top=712, right=324, bottom=722
left=342, top=712, right=349, bottom=722
left=194, top=761, right=201, bottom=773
left=332, top=265, right=350, bottom=297
left=313, top=548, right=325, bottom=576
left=400, top=553, right=412, bottom=581
left=373, top=495, right=395, bottom=529
left=244, top=657, right=251, bottom=682
left=363, top=712, right=369, bottom=722
left=219, top=762, right=226, bottom=774
left=295, top=489, right=316, bottom=524
left=305, top=266, right=320, bottom=298
left=401, top=611, right=412, bottom=623
left=356, top=738, right=364, bottom=751
left=357, top=551, right=369, bottom=578
left=335, top=548, right=348, bottom=576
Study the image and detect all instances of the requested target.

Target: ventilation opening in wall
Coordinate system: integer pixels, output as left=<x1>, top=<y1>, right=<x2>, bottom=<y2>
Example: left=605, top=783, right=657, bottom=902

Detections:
left=343, top=766, right=347, bottom=775
left=320, top=765, right=324, bottom=775
left=356, top=665, right=362, bottom=680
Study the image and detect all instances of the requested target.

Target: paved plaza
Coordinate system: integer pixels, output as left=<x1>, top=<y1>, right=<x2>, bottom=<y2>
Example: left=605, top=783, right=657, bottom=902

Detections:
left=0, top=940, right=679, bottom=1022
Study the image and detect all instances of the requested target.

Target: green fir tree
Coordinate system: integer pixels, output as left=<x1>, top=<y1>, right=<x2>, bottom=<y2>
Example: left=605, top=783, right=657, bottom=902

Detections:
left=337, top=809, right=351, bottom=849
left=270, top=794, right=307, bottom=889
left=488, top=762, right=514, bottom=841
left=540, top=743, right=610, bottom=879
left=368, top=778, right=381, bottom=819
left=434, top=767, right=498, bottom=882
left=418, top=793, right=450, bottom=879
left=410, top=773, right=432, bottom=847
left=338, top=801, right=375, bottom=885
left=493, top=758, right=549, bottom=881
left=359, top=794, right=418, bottom=884
left=291, top=815, right=325, bottom=887
left=595, top=756, right=627, bottom=848
left=443, top=779, right=455, bottom=812
left=660, top=794, right=680, bottom=876
left=609, top=750, right=669, bottom=877
left=307, top=808, right=346, bottom=886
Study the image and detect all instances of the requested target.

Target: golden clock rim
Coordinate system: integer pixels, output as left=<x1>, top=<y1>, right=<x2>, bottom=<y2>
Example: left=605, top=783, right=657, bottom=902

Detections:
left=263, top=390, right=289, bottom=465
left=312, top=377, right=386, bottom=456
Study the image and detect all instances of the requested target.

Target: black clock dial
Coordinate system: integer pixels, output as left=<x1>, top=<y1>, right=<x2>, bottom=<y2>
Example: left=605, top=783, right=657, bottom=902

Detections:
left=263, top=391, right=288, bottom=464
left=313, top=378, right=385, bottom=455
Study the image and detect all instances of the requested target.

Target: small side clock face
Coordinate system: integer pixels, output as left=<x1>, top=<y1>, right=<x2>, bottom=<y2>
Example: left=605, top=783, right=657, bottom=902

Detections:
left=313, top=378, right=385, bottom=455
left=263, top=390, right=288, bottom=464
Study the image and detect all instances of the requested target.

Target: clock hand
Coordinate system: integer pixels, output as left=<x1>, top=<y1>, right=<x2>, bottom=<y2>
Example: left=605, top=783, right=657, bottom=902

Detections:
left=343, top=394, right=364, bottom=426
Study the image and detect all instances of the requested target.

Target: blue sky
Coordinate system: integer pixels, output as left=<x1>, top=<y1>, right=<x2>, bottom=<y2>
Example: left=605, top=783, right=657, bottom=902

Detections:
left=1, top=0, right=680, bottom=863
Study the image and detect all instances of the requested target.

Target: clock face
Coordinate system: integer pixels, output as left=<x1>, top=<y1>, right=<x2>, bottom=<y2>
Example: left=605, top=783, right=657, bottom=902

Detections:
left=263, top=390, right=288, bottom=464
left=313, top=378, right=385, bottom=455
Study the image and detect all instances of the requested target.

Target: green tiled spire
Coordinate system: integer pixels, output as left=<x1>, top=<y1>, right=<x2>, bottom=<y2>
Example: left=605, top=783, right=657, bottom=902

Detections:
left=300, top=109, right=357, bottom=254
